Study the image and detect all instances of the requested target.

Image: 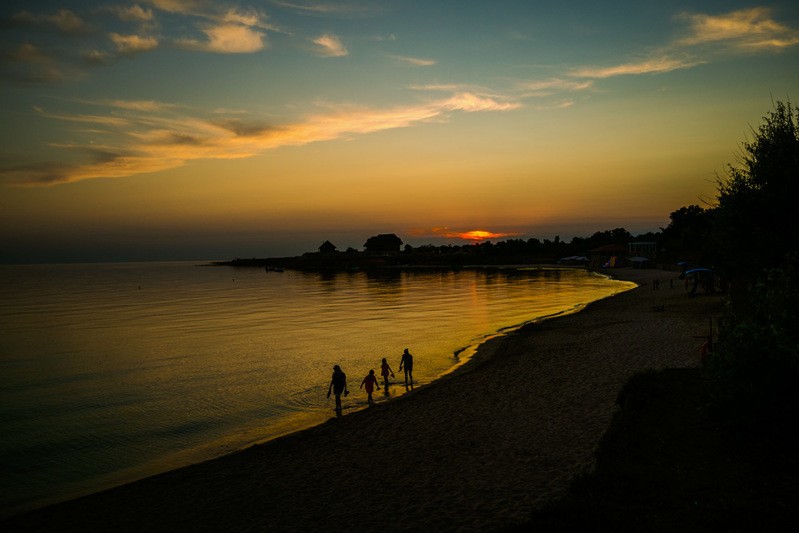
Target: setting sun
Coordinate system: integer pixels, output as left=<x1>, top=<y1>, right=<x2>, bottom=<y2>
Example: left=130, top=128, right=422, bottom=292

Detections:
left=461, top=230, right=507, bottom=241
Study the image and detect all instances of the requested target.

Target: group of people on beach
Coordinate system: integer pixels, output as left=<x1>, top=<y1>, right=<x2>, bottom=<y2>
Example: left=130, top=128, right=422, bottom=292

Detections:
left=327, top=348, right=414, bottom=413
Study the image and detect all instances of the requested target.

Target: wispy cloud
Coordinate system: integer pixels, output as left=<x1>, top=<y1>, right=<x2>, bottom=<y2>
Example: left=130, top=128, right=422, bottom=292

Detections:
left=312, top=33, right=348, bottom=56
left=410, top=83, right=506, bottom=98
left=99, top=99, right=182, bottom=112
left=564, top=7, right=797, bottom=84
left=144, top=0, right=276, bottom=31
left=108, top=5, right=155, bottom=22
left=531, top=99, right=575, bottom=111
left=390, top=55, right=436, bottom=66
left=109, top=33, right=159, bottom=55
left=516, top=78, right=594, bottom=96
left=34, top=106, right=132, bottom=127
left=4, top=92, right=519, bottom=186
left=271, top=1, right=380, bottom=18
left=10, top=9, right=91, bottom=35
left=0, top=43, right=65, bottom=83
left=82, top=49, right=112, bottom=66
left=441, top=93, right=519, bottom=112
left=571, top=56, right=703, bottom=79
left=144, top=0, right=208, bottom=16
left=678, top=7, right=799, bottom=50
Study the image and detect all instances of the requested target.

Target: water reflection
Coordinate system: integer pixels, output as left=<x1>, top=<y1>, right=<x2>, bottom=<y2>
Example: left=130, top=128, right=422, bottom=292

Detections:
left=0, top=263, right=632, bottom=518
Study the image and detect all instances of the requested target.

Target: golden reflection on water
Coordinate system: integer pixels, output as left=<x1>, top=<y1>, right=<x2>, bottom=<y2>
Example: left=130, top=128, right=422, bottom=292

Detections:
left=0, top=263, right=631, bottom=517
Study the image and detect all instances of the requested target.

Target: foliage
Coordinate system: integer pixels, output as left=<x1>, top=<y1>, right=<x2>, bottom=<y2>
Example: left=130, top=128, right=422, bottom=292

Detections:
left=710, top=260, right=799, bottom=430
left=711, top=100, right=799, bottom=283
left=708, top=100, right=799, bottom=431
left=659, top=204, right=713, bottom=262
left=587, top=227, right=633, bottom=245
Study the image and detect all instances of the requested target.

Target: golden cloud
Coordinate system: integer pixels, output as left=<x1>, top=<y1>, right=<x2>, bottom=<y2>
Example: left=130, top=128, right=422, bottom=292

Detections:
left=679, top=7, right=799, bottom=50
left=109, top=33, right=159, bottom=54
left=176, top=23, right=266, bottom=53
left=571, top=56, right=703, bottom=79
left=390, top=55, right=437, bottom=67
left=111, top=5, right=155, bottom=22
left=7, top=92, right=519, bottom=185
left=312, top=33, right=348, bottom=57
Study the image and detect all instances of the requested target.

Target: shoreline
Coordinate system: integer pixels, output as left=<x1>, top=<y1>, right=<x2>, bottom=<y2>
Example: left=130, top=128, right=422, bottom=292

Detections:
left=5, top=267, right=723, bottom=532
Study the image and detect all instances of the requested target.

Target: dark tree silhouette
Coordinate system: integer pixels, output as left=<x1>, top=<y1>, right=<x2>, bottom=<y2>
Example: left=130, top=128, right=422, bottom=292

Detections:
left=712, top=100, right=799, bottom=285
left=709, top=100, right=799, bottom=431
left=659, top=205, right=713, bottom=262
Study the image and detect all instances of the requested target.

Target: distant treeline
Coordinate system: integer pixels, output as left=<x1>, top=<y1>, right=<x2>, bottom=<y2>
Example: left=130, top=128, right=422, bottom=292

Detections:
left=221, top=225, right=687, bottom=270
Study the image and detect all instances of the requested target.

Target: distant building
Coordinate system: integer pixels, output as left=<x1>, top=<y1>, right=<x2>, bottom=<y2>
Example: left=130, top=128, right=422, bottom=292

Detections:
left=628, top=241, right=658, bottom=268
left=589, top=244, right=628, bottom=269
left=318, top=240, right=337, bottom=253
left=628, top=241, right=658, bottom=259
left=364, top=233, right=403, bottom=254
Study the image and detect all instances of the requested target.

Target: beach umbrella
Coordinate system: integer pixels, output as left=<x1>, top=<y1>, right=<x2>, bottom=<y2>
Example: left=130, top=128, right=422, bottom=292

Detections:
left=684, top=268, right=713, bottom=275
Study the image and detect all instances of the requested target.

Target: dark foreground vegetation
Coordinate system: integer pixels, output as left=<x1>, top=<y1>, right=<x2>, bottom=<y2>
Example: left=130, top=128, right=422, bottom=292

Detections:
left=522, top=369, right=799, bottom=531
left=522, top=101, right=799, bottom=529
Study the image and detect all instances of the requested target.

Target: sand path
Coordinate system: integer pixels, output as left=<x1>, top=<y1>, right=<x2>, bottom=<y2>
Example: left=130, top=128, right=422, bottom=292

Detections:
left=7, top=268, right=723, bottom=532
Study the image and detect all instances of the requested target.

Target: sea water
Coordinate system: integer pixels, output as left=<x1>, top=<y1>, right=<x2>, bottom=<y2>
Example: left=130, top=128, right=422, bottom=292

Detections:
left=0, top=262, right=633, bottom=518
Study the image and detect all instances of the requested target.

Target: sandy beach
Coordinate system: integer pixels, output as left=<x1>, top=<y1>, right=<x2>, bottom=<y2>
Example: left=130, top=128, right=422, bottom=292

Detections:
left=5, top=268, right=723, bottom=532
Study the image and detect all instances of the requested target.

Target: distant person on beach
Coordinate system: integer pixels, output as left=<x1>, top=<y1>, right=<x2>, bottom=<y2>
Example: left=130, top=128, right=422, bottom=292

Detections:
left=327, top=365, right=348, bottom=412
left=360, top=369, right=380, bottom=406
left=380, top=357, right=395, bottom=392
left=399, top=348, right=414, bottom=388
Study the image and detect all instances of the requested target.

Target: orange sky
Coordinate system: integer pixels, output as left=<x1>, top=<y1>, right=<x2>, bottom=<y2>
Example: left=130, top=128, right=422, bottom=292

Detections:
left=1, top=2, right=798, bottom=262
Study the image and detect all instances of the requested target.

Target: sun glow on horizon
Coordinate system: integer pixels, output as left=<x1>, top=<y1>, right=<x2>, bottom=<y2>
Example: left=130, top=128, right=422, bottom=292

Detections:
left=410, top=227, right=522, bottom=242
left=461, top=230, right=505, bottom=241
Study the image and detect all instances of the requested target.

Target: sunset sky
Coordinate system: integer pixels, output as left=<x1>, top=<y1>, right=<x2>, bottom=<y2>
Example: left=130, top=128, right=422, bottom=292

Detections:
left=1, top=1, right=798, bottom=263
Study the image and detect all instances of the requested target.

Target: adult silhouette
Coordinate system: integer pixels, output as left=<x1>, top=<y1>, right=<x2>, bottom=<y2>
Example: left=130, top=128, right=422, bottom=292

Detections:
left=327, top=365, right=348, bottom=413
left=399, top=348, right=414, bottom=388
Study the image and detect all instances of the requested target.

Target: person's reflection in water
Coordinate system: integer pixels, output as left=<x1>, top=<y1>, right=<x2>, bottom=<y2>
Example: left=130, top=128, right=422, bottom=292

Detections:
left=399, top=348, right=414, bottom=390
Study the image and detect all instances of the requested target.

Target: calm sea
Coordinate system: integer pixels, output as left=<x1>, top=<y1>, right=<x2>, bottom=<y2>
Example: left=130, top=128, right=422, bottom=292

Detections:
left=0, top=261, right=633, bottom=518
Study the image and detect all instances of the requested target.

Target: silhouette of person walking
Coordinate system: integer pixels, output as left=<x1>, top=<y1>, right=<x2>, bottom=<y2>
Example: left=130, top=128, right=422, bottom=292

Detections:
left=327, top=365, right=348, bottom=414
left=360, top=369, right=380, bottom=406
left=399, top=348, right=414, bottom=388
left=380, top=357, right=395, bottom=394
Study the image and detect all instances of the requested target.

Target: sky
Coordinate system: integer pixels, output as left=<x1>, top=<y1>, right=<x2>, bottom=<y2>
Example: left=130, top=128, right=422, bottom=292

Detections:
left=1, top=1, right=797, bottom=263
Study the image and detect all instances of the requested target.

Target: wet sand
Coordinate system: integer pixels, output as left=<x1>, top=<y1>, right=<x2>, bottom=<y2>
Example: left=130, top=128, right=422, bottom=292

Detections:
left=5, top=268, right=723, bottom=532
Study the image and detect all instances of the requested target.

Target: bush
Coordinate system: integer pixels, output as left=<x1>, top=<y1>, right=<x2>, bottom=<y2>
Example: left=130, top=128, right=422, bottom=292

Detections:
left=709, top=259, right=799, bottom=431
